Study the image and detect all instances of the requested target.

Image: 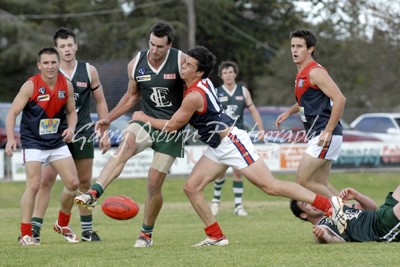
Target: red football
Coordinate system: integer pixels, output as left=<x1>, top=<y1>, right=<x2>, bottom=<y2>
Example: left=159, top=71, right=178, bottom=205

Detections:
left=101, top=195, right=139, bottom=220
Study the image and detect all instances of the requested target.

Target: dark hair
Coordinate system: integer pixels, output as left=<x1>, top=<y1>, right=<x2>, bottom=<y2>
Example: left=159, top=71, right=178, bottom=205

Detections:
left=53, top=27, right=76, bottom=46
left=218, top=61, right=239, bottom=76
left=290, top=29, right=317, bottom=56
left=37, top=47, right=60, bottom=62
left=150, top=21, right=175, bottom=44
left=187, top=46, right=217, bottom=79
left=290, top=200, right=307, bottom=221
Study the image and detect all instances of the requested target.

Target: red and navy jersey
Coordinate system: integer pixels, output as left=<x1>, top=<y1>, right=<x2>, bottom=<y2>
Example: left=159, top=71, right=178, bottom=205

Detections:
left=295, top=60, right=342, bottom=136
left=20, top=73, right=69, bottom=149
left=186, top=79, right=234, bottom=148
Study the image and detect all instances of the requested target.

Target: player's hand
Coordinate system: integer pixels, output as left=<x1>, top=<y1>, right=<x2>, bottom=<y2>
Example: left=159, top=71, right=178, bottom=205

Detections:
left=99, top=132, right=111, bottom=154
left=313, top=226, right=329, bottom=243
left=318, top=130, right=332, bottom=147
left=5, top=139, right=17, bottom=157
left=62, top=128, right=74, bottom=143
left=339, top=187, right=359, bottom=201
left=132, top=111, right=146, bottom=122
left=95, top=118, right=110, bottom=134
left=256, top=130, right=265, bottom=142
left=276, top=112, right=289, bottom=128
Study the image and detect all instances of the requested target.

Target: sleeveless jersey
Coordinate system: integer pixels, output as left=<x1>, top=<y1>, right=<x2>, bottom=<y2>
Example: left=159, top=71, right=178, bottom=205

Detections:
left=20, top=73, right=69, bottom=149
left=318, top=204, right=400, bottom=242
left=132, top=48, right=184, bottom=119
left=216, top=84, right=246, bottom=129
left=186, top=79, right=234, bottom=148
left=59, top=60, right=93, bottom=138
left=295, top=60, right=342, bottom=136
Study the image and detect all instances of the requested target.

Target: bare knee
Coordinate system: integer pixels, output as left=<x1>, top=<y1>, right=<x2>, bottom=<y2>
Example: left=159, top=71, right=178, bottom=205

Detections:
left=183, top=181, right=201, bottom=198
left=64, top=178, right=80, bottom=191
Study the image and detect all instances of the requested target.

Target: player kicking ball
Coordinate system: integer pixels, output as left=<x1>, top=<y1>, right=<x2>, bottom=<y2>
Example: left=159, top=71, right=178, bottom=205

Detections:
left=76, top=46, right=347, bottom=246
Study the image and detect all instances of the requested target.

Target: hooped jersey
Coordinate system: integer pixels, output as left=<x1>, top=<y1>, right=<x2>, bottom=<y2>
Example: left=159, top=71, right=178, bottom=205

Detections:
left=59, top=60, right=93, bottom=138
left=216, top=84, right=246, bottom=129
left=186, top=79, right=234, bottom=148
left=132, top=48, right=184, bottom=120
left=295, top=60, right=342, bottom=136
left=20, top=73, right=69, bottom=149
left=317, top=204, right=400, bottom=242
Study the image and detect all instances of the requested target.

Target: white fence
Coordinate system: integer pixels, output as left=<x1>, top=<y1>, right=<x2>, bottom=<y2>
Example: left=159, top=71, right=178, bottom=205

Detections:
left=2, top=141, right=400, bottom=181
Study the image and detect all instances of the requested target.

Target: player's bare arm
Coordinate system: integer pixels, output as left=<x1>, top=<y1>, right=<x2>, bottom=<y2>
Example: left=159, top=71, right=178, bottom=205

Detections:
left=313, top=226, right=344, bottom=244
left=5, top=81, right=33, bottom=156
left=63, top=80, right=77, bottom=142
left=95, top=58, right=140, bottom=132
left=310, top=68, right=346, bottom=133
left=276, top=103, right=299, bottom=128
left=339, top=188, right=378, bottom=211
left=132, top=91, right=203, bottom=132
left=244, top=87, right=264, bottom=139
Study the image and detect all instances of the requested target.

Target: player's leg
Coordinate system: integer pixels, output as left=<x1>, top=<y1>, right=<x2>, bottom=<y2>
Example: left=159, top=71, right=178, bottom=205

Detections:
left=134, top=152, right=175, bottom=248
left=296, top=154, right=336, bottom=197
left=31, top=164, right=57, bottom=243
left=50, top=147, right=80, bottom=243
left=184, top=155, right=229, bottom=246
left=392, top=186, right=400, bottom=220
left=75, top=123, right=152, bottom=209
left=74, top=157, right=101, bottom=241
left=232, top=169, right=247, bottom=216
left=210, top=170, right=227, bottom=216
left=19, top=159, right=42, bottom=245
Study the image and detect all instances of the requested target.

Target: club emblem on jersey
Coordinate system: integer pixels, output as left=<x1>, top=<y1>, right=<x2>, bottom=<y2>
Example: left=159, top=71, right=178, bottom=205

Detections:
left=58, top=90, right=66, bottom=99
left=138, top=67, right=146, bottom=75
left=164, top=74, right=176, bottom=80
left=38, top=87, right=46, bottom=94
left=137, top=75, right=151, bottom=82
left=150, top=87, right=172, bottom=107
left=298, top=79, right=304, bottom=88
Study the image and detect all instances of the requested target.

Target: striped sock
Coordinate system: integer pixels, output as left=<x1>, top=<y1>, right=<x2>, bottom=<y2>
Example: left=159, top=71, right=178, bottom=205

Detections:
left=141, top=224, right=154, bottom=239
left=233, top=180, right=244, bottom=208
left=81, top=215, right=93, bottom=233
left=212, top=178, right=226, bottom=202
left=31, top=217, right=43, bottom=235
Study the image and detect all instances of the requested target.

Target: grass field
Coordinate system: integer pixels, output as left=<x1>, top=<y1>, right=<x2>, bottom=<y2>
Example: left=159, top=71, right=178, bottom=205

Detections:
left=1, top=172, right=400, bottom=267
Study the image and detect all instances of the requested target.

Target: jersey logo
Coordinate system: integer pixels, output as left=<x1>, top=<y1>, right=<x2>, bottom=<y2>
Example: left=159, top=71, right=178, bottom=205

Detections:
left=138, top=67, right=146, bottom=75
left=58, top=91, right=66, bottom=99
left=38, top=87, right=46, bottom=94
left=37, top=94, right=50, bottom=101
left=164, top=73, right=176, bottom=79
left=150, top=87, right=173, bottom=107
left=235, top=96, right=244, bottom=100
left=219, top=96, right=228, bottom=102
left=39, top=118, right=60, bottom=135
left=298, top=79, right=305, bottom=88
left=76, top=81, right=88, bottom=87
left=137, top=75, right=151, bottom=82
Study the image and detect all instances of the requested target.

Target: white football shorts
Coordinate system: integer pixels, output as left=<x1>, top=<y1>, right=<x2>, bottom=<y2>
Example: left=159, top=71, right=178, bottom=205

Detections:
left=204, top=127, right=259, bottom=170
left=305, top=134, right=342, bottom=160
left=23, top=145, right=72, bottom=166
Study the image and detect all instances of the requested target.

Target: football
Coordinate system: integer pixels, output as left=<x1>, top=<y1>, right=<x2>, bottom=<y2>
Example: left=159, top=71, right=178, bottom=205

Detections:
left=101, top=195, right=139, bottom=220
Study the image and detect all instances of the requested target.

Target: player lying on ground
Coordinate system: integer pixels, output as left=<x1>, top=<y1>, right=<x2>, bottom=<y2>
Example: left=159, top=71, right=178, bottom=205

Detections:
left=290, top=186, right=400, bottom=243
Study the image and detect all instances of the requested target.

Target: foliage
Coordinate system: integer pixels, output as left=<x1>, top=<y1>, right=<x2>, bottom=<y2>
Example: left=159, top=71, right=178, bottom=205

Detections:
left=1, top=172, right=400, bottom=266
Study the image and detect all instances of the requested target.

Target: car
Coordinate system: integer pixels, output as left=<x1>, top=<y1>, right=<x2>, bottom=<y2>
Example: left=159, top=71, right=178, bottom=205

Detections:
left=0, top=102, right=21, bottom=148
left=350, top=113, right=400, bottom=142
left=89, top=113, right=130, bottom=147
left=243, top=106, right=381, bottom=143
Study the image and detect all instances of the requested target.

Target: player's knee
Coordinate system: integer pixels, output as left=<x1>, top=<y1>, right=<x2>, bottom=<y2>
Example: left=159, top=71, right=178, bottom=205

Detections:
left=63, top=186, right=78, bottom=196
left=183, top=182, right=200, bottom=197
left=64, top=178, right=80, bottom=192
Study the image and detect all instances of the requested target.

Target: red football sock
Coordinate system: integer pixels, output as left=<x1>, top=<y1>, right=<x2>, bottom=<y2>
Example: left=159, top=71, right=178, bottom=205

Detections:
left=204, top=222, right=224, bottom=239
left=58, top=210, right=71, bottom=227
left=21, top=223, right=32, bottom=237
left=312, top=194, right=332, bottom=213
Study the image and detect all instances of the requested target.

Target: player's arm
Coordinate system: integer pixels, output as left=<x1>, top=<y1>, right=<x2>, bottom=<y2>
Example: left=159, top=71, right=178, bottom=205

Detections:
left=89, top=64, right=108, bottom=121
left=5, top=81, right=33, bottom=157
left=244, top=87, right=264, bottom=132
left=339, top=187, right=377, bottom=211
left=313, top=226, right=345, bottom=244
left=102, top=57, right=141, bottom=125
left=132, top=91, right=203, bottom=132
left=63, top=80, right=77, bottom=142
left=276, top=103, right=298, bottom=128
left=310, top=68, right=346, bottom=135
left=89, top=64, right=110, bottom=152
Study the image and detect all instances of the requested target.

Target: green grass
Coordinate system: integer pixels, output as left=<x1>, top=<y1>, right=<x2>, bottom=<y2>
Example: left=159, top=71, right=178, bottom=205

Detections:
left=1, top=172, right=400, bottom=267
